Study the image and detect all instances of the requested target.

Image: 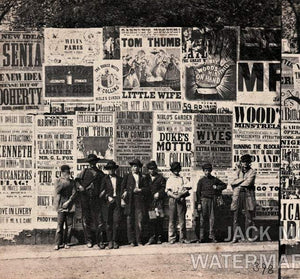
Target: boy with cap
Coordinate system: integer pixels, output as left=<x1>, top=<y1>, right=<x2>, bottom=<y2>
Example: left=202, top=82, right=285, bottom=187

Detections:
left=76, top=154, right=105, bottom=248
left=145, top=161, right=166, bottom=245
left=54, top=165, right=77, bottom=250
left=166, top=162, right=191, bottom=244
left=230, top=154, right=256, bottom=243
left=101, top=160, right=123, bottom=249
left=196, top=163, right=226, bottom=243
left=121, top=159, right=150, bottom=246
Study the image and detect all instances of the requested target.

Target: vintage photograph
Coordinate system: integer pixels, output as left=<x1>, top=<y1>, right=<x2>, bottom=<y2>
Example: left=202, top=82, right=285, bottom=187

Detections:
left=0, top=0, right=288, bottom=278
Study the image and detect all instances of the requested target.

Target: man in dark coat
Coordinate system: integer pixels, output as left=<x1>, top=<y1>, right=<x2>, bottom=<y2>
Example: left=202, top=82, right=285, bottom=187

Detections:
left=76, top=154, right=106, bottom=248
left=145, top=161, right=166, bottom=245
left=54, top=165, right=77, bottom=250
left=121, top=159, right=150, bottom=246
left=101, top=160, right=123, bottom=249
left=196, top=163, right=227, bottom=243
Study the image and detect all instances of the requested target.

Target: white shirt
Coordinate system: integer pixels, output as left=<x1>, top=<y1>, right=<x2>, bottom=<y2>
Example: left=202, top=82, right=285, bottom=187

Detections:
left=150, top=175, right=156, bottom=181
left=166, top=173, right=185, bottom=194
left=132, top=173, right=139, bottom=188
left=110, top=175, right=117, bottom=196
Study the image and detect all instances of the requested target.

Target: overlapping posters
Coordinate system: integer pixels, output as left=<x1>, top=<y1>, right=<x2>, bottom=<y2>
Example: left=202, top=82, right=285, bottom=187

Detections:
left=153, top=112, right=193, bottom=176
left=0, top=31, right=44, bottom=111
left=255, top=176, right=279, bottom=220
left=120, top=27, right=182, bottom=112
left=153, top=112, right=194, bottom=227
left=76, top=111, right=115, bottom=173
left=115, top=111, right=153, bottom=174
left=232, top=103, right=280, bottom=220
left=35, top=115, right=76, bottom=229
left=233, top=104, right=280, bottom=175
left=0, top=114, right=35, bottom=239
left=281, top=55, right=300, bottom=92
left=281, top=199, right=300, bottom=244
left=281, top=56, right=300, bottom=198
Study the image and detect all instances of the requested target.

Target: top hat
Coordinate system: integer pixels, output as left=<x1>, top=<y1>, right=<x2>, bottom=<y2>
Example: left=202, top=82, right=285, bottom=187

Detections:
left=61, top=165, right=71, bottom=172
left=202, top=163, right=213, bottom=170
left=146, top=161, right=158, bottom=170
left=129, top=159, right=143, bottom=167
left=240, top=154, right=252, bottom=163
left=104, top=160, right=119, bottom=170
left=170, top=162, right=181, bottom=172
left=86, top=154, right=100, bottom=162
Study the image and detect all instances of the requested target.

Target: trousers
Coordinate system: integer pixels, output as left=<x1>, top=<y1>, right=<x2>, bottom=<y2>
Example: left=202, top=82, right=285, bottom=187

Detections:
left=55, top=211, right=74, bottom=245
left=168, top=198, right=186, bottom=242
left=81, top=195, right=106, bottom=244
left=199, top=197, right=216, bottom=240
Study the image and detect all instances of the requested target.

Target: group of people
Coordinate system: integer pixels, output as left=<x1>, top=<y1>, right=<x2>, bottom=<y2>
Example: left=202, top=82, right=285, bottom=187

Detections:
left=122, top=49, right=180, bottom=89
left=53, top=153, right=256, bottom=250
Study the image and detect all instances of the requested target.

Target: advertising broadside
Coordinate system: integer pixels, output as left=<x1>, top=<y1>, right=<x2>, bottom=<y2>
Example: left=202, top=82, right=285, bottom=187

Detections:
left=282, top=55, right=300, bottom=91
left=281, top=57, right=300, bottom=199
left=115, top=111, right=153, bottom=174
left=44, top=65, right=94, bottom=101
left=182, top=26, right=238, bottom=111
left=120, top=27, right=182, bottom=112
left=94, top=60, right=122, bottom=105
left=35, top=115, right=76, bottom=229
left=76, top=111, right=115, bottom=173
left=152, top=112, right=193, bottom=228
left=237, top=60, right=280, bottom=105
left=152, top=112, right=193, bottom=176
left=255, top=177, right=279, bottom=220
left=44, top=28, right=102, bottom=65
left=0, top=31, right=44, bottom=111
left=281, top=199, right=300, bottom=244
left=281, top=123, right=300, bottom=194
left=0, top=114, right=35, bottom=239
left=194, top=113, right=232, bottom=169
left=233, top=104, right=280, bottom=175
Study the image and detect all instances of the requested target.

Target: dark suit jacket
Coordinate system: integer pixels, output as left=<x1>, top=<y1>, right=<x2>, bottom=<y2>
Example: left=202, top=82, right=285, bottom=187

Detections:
left=77, top=166, right=105, bottom=198
left=121, top=173, right=150, bottom=216
left=145, top=174, right=166, bottom=210
left=101, top=174, right=123, bottom=208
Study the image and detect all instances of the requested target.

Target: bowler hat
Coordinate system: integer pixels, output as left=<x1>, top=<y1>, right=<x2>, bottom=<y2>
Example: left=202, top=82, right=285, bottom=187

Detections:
left=146, top=161, right=158, bottom=170
left=129, top=159, right=143, bottom=167
left=104, top=160, right=119, bottom=170
left=61, top=165, right=71, bottom=172
left=202, top=163, right=213, bottom=170
left=170, top=162, right=181, bottom=172
left=240, top=154, right=252, bottom=163
left=86, top=154, right=100, bottom=162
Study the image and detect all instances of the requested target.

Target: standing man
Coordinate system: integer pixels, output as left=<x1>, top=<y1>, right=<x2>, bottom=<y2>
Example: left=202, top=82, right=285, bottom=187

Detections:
left=54, top=165, right=77, bottom=250
left=121, top=159, right=150, bottom=246
left=166, top=162, right=191, bottom=244
left=230, top=154, right=256, bottom=243
left=101, top=160, right=123, bottom=249
left=145, top=161, right=166, bottom=245
left=196, top=163, right=227, bottom=243
left=76, top=154, right=106, bottom=248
